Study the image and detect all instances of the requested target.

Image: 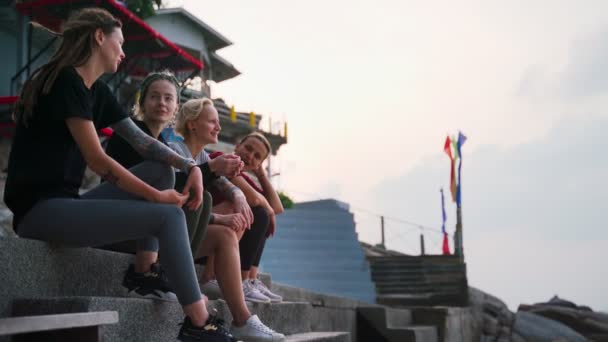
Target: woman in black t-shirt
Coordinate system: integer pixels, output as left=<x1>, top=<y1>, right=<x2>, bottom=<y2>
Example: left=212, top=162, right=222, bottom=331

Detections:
left=4, top=8, right=232, bottom=341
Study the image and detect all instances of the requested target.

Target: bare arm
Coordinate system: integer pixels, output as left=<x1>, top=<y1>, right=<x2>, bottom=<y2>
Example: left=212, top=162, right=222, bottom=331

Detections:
left=231, top=175, right=273, bottom=213
left=253, top=169, right=284, bottom=214
left=66, top=118, right=188, bottom=206
left=211, top=176, right=254, bottom=226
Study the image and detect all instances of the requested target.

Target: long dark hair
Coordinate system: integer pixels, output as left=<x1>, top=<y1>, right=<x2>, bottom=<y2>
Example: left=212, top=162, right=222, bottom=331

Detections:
left=14, top=7, right=122, bottom=125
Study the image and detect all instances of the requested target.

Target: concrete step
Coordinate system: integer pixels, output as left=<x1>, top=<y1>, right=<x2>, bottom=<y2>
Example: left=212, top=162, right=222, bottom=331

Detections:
left=12, top=296, right=314, bottom=341
left=286, top=332, right=350, bottom=342
left=357, top=306, right=438, bottom=342
left=261, top=259, right=370, bottom=272
left=278, top=209, right=354, bottom=221
left=277, top=218, right=355, bottom=229
left=263, top=248, right=365, bottom=260
left=377, top=293, right=468, bottom=307
left=267, top=238, right=363, bottom=249
left=268, top=270, right=373, bottom=283
left=272, top=229, right=358, bottom=240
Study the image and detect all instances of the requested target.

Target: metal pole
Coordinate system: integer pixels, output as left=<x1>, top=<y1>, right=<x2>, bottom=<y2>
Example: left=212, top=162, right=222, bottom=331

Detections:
left=455, top=206, right=464, bottom=262
left=380, top=216, right=385, bottom=249
left=419, top=233, right=425, bottom=256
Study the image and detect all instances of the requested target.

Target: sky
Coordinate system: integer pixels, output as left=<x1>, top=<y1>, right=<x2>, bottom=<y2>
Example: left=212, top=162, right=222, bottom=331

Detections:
left=169, top=0, right=608, bottom=311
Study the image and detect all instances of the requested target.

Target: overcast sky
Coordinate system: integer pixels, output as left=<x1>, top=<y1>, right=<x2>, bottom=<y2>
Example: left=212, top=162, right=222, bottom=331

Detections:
left=171, top=0, right=608, bottom=310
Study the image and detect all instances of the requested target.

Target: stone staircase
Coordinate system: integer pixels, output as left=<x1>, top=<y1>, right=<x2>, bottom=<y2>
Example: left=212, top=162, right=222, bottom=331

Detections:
left=0, top=237, right=351, bottom=342
left=367, top=255, right=469, bottom=307
left=263, top=200, right=376, bottom=303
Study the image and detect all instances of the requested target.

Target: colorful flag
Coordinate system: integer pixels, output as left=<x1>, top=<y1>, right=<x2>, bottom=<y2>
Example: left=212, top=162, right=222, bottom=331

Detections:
left=456, top=131, right=467, bottom=207
left=444, top=136, right=457, bottom=202
left=284, top=121, right=288, bottom=141
left=440, top=188, right=450, bottom=255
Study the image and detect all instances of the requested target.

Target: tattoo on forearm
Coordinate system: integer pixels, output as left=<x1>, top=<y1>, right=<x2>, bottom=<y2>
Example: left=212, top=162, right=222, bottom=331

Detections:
left=112, top=119, right=191, bottom=172
left=211, top=177, right=244, bottom=201
left=102, top=170, right=119, bottom=184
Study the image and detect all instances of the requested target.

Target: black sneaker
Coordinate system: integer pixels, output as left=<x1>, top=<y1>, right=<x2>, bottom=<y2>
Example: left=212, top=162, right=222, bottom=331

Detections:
left=178, top=315, right=236, bottom=342
left=122, top=263, right=178, bottom=301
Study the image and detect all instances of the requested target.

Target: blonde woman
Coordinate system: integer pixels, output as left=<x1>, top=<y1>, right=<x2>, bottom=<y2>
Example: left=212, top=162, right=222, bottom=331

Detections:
left=171, top=98, right=285, bottom=342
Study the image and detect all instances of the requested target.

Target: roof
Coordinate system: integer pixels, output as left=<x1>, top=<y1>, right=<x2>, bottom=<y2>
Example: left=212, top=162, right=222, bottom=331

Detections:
left=15, top=0, right=203, bottom=72
left=210, top=51, right=240, bottom=82
left=154, top=7, right=233, bottom=51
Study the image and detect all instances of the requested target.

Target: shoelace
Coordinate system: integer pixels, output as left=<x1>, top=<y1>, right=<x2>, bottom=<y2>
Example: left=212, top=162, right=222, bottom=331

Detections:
left=250, top=319, right=277, bottom=334
left=252, top=279, right=268, bottom=291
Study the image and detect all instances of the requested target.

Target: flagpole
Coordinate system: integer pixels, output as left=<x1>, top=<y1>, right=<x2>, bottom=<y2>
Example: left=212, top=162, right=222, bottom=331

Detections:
left=455, top=205, right=464, bottom=262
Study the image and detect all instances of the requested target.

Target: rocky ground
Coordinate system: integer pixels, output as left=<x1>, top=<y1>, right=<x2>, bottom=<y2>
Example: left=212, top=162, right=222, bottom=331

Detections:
left=471, top=287, right=608, bottom=341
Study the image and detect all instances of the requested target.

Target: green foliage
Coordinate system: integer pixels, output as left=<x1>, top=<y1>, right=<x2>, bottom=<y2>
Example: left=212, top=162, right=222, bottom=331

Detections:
left=278, top=191, right=294, bottom=209
left=126, top=0, right=163, bottom=19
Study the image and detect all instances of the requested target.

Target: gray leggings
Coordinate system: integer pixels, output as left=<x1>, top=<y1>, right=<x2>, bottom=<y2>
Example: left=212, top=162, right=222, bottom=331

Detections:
left=17, top=161, right=202, bottom=306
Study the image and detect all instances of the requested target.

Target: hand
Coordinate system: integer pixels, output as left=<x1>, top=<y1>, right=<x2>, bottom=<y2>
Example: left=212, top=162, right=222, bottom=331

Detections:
left=153, top=189, right=189, bottom=207
left=209, top=154, right=244, bottom=178
left=215, top=213, right=248, bottom=232
left=266, top=211, right=276, bottom=238
left=233, top=195, right=254, bottom=228
left=182, top=166, right=203, bottom=210
left=252, top=164, right=266, bottom=178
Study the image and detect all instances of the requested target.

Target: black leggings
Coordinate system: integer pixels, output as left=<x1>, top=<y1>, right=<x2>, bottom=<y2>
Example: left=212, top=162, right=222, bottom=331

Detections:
left=17, top=161, right=202, bottom=306
left=239, top=206, right=269, bottom=271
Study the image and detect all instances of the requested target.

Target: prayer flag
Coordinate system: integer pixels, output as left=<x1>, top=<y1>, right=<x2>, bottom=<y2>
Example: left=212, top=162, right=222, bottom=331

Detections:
left=444, top=136, right=457, bottom=202
left=230, top=105, right=237, bottom=122
left=249, top=112, right=256, bottom=127
left=442, top=233, right=450, bottom=255
left=456, top=131, right=467, bottom=207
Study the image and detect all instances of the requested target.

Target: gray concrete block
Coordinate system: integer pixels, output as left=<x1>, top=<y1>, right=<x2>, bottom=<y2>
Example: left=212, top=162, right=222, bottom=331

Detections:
left=13, top=296, right=314, bottom=341
left=311, top=307, right=357, bottom=342
left=0, top=237, right=133, bottom=318
left=286, top=331, right=350, bottom=342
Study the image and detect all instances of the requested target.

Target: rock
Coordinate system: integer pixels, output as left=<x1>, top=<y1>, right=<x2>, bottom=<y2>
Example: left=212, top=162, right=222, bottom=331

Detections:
left=511, top=332, right=526, bottom=342
left=483, top=315, right=500, bottom=335
left=519, top=303, right=608, bottom=339
left=512, top=311, right=586, bottom=342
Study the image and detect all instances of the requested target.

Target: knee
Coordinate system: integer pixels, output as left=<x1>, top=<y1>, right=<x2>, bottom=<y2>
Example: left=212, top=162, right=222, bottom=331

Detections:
left=144, top=161, right=175, bottom=190
left=217, top=227, right=238, bottom=249
left=251, top=206, right=270, bottom=230
left=158, top=205, right=187, bottom=231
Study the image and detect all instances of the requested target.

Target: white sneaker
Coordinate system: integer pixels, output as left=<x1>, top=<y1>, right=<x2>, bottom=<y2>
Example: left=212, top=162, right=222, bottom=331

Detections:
left=231, top=314, right=285, bottom=342
left=251, top=279, right=282, bottom=303
left=200, top=279, right=223, bottom=300
left=243, top=280, right=271, bottom=303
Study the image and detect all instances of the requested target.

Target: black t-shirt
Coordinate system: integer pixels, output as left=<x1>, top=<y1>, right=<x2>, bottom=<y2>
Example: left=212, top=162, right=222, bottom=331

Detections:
left=105, top=119, right=167, bottom=169
left=4, top=66, right=128, bottom=229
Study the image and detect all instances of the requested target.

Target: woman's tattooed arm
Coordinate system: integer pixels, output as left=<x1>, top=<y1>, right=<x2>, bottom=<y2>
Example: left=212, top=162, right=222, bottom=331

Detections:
left=111, top=118, right=193, bottom=172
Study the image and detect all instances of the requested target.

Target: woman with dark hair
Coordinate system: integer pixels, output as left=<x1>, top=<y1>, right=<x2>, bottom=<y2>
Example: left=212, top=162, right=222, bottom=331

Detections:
left=4, top=7, right=233, bottom=342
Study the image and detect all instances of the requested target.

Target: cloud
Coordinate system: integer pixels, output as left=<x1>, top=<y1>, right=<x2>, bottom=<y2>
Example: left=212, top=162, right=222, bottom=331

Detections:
left=517, top=28, right=608, bottom=101
left=365, top=115, right=608, bottom=308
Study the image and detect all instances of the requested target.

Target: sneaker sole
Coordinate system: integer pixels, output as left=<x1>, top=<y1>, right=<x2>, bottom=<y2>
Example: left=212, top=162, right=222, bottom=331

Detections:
left=230, top=335, right=285, bottom=342
left=244, top=297, right=272, bottom=304
left=127, top=290, right=178, bottom=302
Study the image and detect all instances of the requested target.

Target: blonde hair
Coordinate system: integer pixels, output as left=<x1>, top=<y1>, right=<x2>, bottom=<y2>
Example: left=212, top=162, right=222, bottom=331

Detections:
left=175, top=97, right=215, bottom=137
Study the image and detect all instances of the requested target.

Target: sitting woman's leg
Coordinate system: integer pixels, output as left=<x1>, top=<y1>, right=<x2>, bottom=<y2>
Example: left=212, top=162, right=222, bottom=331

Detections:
left=18, top=198, right=205, bottom=321
left=239, top=206, right=270, bottom=280
left=196, top=225, right=248, bottom=324
left=195, top=224, right=284, bottom=341
left=185, top=191, right=213, bottom=257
